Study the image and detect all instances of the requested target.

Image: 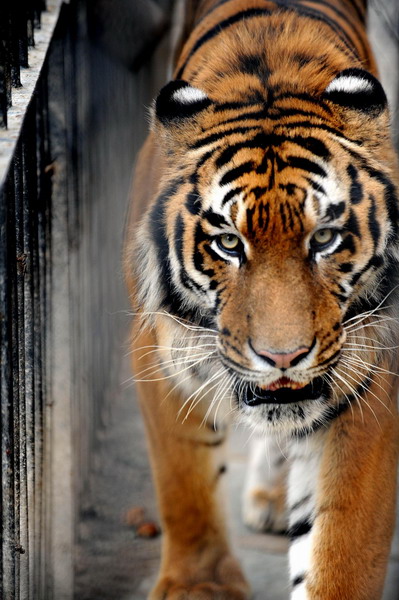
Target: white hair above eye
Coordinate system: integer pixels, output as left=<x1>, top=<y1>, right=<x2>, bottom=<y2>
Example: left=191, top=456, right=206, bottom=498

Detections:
left=172, top=86, right=208, bottom=104
left=325, top=74, right=374, bottom=95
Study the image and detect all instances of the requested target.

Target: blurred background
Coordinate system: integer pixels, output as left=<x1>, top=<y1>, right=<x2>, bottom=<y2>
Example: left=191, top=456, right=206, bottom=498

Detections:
left=0, top=1, right=398, bottom=599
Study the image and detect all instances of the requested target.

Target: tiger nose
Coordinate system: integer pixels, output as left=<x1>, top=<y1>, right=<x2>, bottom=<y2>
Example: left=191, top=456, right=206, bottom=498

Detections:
left=251, top=344, right=312, bottom=369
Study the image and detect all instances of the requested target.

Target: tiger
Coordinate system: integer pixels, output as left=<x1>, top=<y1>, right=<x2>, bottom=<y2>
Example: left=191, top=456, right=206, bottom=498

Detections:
left=123, top=0, right=399, bottom=598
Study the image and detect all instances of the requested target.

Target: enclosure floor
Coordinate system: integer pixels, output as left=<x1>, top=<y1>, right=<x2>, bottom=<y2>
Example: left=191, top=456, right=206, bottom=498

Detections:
left=74, top=360, right=399, bottom=600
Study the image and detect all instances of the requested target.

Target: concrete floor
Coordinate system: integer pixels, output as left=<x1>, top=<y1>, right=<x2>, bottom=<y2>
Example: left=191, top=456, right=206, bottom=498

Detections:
left=75, top=359, right=399, bottom=600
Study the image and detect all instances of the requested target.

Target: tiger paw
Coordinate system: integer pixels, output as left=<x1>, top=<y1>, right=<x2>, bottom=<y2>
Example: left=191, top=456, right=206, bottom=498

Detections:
left=242, top=486, right=287, bottom=534
left=150, top=554, right=251, bottom=600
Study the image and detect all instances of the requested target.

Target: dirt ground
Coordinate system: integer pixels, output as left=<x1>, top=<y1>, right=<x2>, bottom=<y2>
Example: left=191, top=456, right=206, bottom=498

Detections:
left=74, top=358, right=399, bottom=600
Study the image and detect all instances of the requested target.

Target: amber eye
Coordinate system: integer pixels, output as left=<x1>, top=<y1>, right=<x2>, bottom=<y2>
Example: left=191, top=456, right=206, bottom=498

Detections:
left=217, top=233, right=242, bottom=253
left=310, top=228, right=337, bottom=251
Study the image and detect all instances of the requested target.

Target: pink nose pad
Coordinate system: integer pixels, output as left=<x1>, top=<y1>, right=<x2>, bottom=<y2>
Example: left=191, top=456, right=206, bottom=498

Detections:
left=254, top=346, right=311, bottom=369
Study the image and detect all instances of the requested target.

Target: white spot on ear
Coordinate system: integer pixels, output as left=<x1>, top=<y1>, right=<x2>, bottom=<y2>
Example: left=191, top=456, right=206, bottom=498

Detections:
left=326, top=75, right=373, bottom=95
left=172, top=86, right=208, bottom=104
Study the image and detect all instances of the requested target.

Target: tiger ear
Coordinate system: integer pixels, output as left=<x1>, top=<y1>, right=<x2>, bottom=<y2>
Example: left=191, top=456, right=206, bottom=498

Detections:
left=323, top=68, right=387, bottom=116
left=154, top=80, right=211, bottom=125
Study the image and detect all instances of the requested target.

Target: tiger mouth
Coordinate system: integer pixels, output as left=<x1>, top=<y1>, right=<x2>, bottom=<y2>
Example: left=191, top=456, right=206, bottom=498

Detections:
left=241, top=376, right=326, bottom=406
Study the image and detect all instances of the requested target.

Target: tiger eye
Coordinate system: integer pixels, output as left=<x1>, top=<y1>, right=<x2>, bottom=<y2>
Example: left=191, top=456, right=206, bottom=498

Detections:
left=219, top=233, right=240, bottom=251
left=311, top=228, right=335, bottom=247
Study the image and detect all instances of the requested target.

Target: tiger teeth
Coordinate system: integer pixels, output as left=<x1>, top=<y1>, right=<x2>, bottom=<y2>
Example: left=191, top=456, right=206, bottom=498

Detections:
left=261, top=379, right=308, bottom=391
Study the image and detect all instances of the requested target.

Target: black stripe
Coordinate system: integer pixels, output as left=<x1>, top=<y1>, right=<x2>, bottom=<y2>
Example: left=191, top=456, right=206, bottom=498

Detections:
left=289, top=518, right=312, bottom=541
left=339, top=262, right=353, bottom=273
left=290, top=0, right=368, bottom=56
left=345, top=0, right=367, bottom=23
left=251, top=186, right=267, bottom=199
left=290, top=494, right=312, bottom=512
left=306, top=178, right=326, bottom=197
left=246, top=207, right=255, bottom=234
left=347, top=164, right=363, bottom=204
left=368, top=194, right=380, bottom=248
left=186, top=150, right=214, bottom=215
left=216, top=108, right=268, bottom=126
left=275, top=0, right=361, bottom=60
left=274, top=92, right=333, bottom=114
left=317, top=347, right=342, bottom=367
left=215, top=131, right=271, bottom=167
left=190, top=126, right=256, bottom=150
left=174, top=214, right=207, bottom=294
left=292, top=401, right=349, bottom=438
left=343, top=151, right=399, bottom=240
left=335, top=233, right=356, bottom=255
left=237, top=53, right=271, bottom=83
left=292, top=205, right=305, bottom=232
left=222, top=187, right=244, bottom=205
left=214, top=101, right=260, bottom=113
left=150, top=178, right=185, bottom=313
left=368, top=169, right=399, bottom=240
left=288, top=135, right=331, bottom=159
left=349, top=254, right=384, bottom=287
left=176, top=8, right=273, bottom=79
left=293, top=575, right=305, bottom=587
left=274, top=119, right=359, bottom=143
left=203, top=209, right=228, bottom=228
left=331, top=290, right=348, bottom=303
left=286, top=156, right=326, bottom=178
left=325, top=201, right=346, bottom=221
left=186, top=190, right=201, bottom=215
left=268, top=107, right=327, bottom=121
left=345, top=209, right=360, bottom=237
left=216, top=132, right=330, bottom=170
left=194, top=222, right=222, bottom=274
left=219, top=161, right=255, bottom=186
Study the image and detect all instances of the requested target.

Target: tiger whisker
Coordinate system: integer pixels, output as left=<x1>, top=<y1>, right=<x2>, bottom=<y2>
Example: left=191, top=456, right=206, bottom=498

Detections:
left=178, top=366, right=224, bottom=416
left=331, top=368, right=365, bottom=423
left=202, top=372, right=231, bottom=428
left=344, top=316, right=397, bottom=331
left=343, top=284, right=399, bottom=327
left=340, top=354, right=398, bottom=377
left=339, top=360, right=393, bottom=406
left=342, top=304, right=395, bottom=326
left=345, top=334, right=397, bottom=346
left=338, top=357, right=394, bottom=407
left=343, top=342, right=399, bottom=352
left=127, top=350, right=216, bottom=380
left=333, top=366, right=390, bottom=422
left=186, top=377, right=225, bottom=424
left=181, top=368, right=226, bottom=422
left=137, top=310, right=218, bottom=333
left=324, top=372, right=355, bottom=422
left=132, top=343, right=217, bottom=361
left=128, top=353, right=216, bottom=384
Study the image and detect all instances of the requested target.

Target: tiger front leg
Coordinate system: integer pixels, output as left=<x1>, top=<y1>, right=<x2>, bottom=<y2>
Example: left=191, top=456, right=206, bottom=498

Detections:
left=133, top=329, right=250, bottom=600
left=243, top=433, right=288, bottom=533
left=287, top=376, right=399, bottom=600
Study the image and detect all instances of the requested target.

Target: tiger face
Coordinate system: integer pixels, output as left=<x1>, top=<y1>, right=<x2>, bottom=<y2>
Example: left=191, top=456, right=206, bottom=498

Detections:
left=134, top=69, right=399, bottom=435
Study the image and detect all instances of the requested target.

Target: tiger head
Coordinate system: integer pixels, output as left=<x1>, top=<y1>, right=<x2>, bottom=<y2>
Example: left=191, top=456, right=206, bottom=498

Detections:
left=133, top=68, right=399, bottom=435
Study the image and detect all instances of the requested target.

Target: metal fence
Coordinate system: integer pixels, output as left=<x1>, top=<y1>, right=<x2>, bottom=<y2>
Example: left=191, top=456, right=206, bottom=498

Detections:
left=0, top=0, right=171, bottom=597
left=1, top=3, right=56, bottom=596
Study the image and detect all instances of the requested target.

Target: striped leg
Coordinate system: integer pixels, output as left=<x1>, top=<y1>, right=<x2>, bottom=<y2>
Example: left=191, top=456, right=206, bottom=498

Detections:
left=287, top=432, right=325, bottom=599
left=287, top=374, right=399, bottom=600
left=133, top=328, right=250, bottom=600
left=243, top=434, right=288, bottom=533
